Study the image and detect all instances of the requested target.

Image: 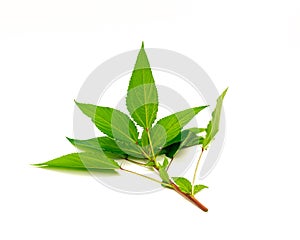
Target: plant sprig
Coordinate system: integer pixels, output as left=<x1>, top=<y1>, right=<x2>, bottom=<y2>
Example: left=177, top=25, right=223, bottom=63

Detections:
left=33, top=43, right=227, bottom=212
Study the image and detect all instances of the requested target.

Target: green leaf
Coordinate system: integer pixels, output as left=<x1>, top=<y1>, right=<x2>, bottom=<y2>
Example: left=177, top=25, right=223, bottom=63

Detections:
left=67, top=137, right=126, bottom=157
left=75, top=102, right=139, bottom=143
left=138, top=128, right=204, bottom=159
left=140, top=129, right=149, bottom=146
left=187, top=127, right=206, bottom=134
left=194, top=185, right=208, bottom=195
left=164, top=128, right=204, bottom=147
left=159, top=167, right=170, bottom=184
left=34, top=152, right=120, bottom=170
left=180, top=132, right=204, bottom=148
left=139, top=129, right=151, bottom=156
left=172, top=177, right=192, bottom=194
left=115, top=141, right=147, bottom=159
left=163, top=143, right=181, bottom=158
left=66, top=137, right=145, bottom=159
left=149, top=106, right=207, bottom=154
left=162, top=129, right=204, bottom=158
left=145, top=161, right=155, bottom=167
left=202, top=88, right=228, bottom=149
left=160, top=157, right=169, bottom=169
left=126, top=42, right=158, bottom=129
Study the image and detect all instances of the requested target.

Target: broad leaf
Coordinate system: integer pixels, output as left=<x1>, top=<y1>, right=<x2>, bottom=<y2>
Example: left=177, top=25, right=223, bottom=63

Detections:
left=163, top=143, right=181, bottom=159
left=172, top=177, right=192, bottom=194
left=75, top=102, right=139, bottom=143
left=194, top=184, right=208, bottom=195
left=126, top=42, right=158, bottom=129
left=137, top=128, right=204, bottom=158
left=164, top=128, right=204, bottom=147
left=162, top=129, right=204, bottom=158
left=66, top=137, right=145, bottom=159
left=202, top=88, right=228, bottom=149
left=34, top=152, right=120, bottom=170
left=149, top=106, right=207, bottom=154
left=67, top=137, right=126, bottom=157
left=116, top=141, right=147, bottom=159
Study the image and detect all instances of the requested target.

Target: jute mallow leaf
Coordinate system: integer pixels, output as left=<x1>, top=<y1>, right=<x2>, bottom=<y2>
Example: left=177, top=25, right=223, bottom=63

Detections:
left=126, top=42, right=158, bottom=129
left=149, top=106, right=207, bottom=154
left=34, top=43, right=227, bottom=213
left=75, top=102, right=139, bottom=144
left=202, top=88, right=228, bottom=149
left=34, top=152, right=120, bottom=170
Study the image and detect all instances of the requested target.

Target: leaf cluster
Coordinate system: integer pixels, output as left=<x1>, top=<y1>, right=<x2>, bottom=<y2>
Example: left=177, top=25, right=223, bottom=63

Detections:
left=34, top=43, right=227, bottom=211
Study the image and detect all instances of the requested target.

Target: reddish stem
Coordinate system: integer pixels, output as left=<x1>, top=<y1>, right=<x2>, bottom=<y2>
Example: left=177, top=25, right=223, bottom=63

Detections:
left=171, top=182, right=208, bottom=212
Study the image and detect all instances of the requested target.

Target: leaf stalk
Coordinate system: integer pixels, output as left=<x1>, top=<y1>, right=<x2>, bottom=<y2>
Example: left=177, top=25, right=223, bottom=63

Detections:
left=146, top=129, right=159, bottom=167
left=120, top=167, right=167, bottom=186
left=191, top=147, right=205, bottom=195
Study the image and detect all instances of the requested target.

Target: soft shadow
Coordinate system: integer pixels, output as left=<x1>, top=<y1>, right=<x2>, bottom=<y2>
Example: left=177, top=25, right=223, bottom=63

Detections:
left=33, top=166, right=119, bottom=177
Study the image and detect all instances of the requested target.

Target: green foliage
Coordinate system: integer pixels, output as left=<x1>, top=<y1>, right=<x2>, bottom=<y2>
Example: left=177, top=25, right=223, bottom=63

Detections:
left=172, top=177, right=208, bottom=195
left=161, top=128, right=205, bottom=158
left=194, top=184, right=208, bottom=195
left=202, top=88, right=228, bottom=149
left=149, top=106, right=207, bottom=154
left=34, top=152, right=120, bottom=170
left=66, top=137, right=127, bottom=158
left=67, top=137, right=146, bottom=159
left=159, top=167, right=170, bottom=184
left=172, top=177, right=192, bottom=194
left=126, top=42, right=158, bottom=129
left=75, top=102, right=139, bottom=143
left=161, top=157, right=169, bottom=169
left=34, top=43, right=227, bottom=212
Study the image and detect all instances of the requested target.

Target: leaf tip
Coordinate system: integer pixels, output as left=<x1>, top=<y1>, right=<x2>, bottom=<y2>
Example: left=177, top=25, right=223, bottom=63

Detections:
left=195, top=105, right=209, bottom=114
left=221, top=87, right=229, bottom=98
left=141, top=41, right=144, bottom=48
left=65, top=136, right=73, bottom=143
left=74, top=99, right=80, bottom=107
left=31, top=163, right=46, bottom=167
left=74, top=100, right=85, bottom=111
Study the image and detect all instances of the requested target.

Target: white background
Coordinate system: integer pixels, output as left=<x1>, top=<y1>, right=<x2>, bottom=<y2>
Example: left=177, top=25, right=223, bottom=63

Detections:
left=1, top=0, right=300, bottom=239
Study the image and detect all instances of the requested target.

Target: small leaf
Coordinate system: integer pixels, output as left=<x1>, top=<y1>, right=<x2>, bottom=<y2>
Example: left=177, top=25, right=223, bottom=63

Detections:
left=34, top=152, right=120, bottom=170
left=145, top=161, right=155, bottom=166
left=75, top=102, right=139, bottom=144
left=194, top=185, right=208, bottom=195
left=162, top=157, right=169, bottom=169
left=149, top=106, right=207, bottom=154
left=202, top=88, right=228, bottom=149
left=126, top=42, right=158, bottom=129
left=172, top=177, right=192, bottom=194
left=159, top=168, right=170, bottom=184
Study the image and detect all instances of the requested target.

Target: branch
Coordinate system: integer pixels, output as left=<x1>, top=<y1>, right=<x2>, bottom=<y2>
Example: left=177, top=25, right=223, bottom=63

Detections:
left=171, top=182, right=208, bottom=212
